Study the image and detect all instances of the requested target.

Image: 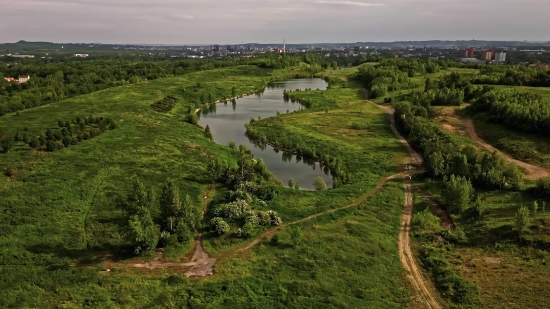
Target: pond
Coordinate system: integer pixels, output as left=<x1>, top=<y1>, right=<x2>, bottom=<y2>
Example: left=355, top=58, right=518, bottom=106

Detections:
left=198, top=78, right=333, bottom=190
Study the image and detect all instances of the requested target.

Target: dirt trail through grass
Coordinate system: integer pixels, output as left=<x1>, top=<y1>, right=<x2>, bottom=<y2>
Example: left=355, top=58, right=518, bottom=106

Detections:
left=237, top=173, right=404, bottom=252
left=365, top=93, right=443, bottom=309
left=464, top=119, right=550, bottom=180
left=401, top=180, right=443, bottom=309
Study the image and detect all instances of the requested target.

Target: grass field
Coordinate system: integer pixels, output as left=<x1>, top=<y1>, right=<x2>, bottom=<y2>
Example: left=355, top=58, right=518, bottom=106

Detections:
left=415, top=181, right=550, bottom=309
left=0, top=64, right=418, bottom=307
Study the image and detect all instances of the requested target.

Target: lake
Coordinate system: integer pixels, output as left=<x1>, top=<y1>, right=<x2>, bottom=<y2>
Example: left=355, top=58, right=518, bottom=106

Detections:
left=198, top=78, right=333, bottom=190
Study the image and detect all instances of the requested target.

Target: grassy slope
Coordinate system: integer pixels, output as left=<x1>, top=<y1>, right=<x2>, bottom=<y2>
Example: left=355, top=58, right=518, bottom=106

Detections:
left=416, top=180, right=550, bottom=309
left=0, top=65, right=414, bottom=308
left=0, top=65, right=276, bottom=306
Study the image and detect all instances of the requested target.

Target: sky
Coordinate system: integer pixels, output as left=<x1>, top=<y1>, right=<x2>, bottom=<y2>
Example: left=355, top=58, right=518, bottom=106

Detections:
left=1, top=0, right=549, bottom=44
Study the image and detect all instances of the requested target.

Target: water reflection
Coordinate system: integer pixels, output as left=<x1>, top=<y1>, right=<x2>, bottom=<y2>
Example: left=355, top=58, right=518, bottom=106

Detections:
left=197, top=78, right=332, bottom=190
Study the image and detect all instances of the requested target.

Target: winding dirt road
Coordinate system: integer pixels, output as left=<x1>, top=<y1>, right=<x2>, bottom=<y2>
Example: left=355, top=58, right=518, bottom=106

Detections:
left=464, top=119, right=550, bottom=180
left=366, top=96, right=443, bottom=309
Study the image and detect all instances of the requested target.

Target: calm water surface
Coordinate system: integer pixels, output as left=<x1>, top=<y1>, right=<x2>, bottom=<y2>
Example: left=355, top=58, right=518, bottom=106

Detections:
left=198, top=78, right=333, bottom=190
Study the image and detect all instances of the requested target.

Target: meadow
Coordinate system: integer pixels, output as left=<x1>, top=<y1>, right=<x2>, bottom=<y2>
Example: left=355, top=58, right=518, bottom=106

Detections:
left=0, top=63, right=416, bottom=307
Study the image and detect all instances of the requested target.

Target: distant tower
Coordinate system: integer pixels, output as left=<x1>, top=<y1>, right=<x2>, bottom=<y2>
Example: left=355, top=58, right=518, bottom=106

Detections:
left=283, top=38, right=286, bottom=53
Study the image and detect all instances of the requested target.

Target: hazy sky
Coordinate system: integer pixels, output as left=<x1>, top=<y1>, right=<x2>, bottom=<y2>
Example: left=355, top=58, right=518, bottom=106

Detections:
left=1, top=0, right=548, bottom=44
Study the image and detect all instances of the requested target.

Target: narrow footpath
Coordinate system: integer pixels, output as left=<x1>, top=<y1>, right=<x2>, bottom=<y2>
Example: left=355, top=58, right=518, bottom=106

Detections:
left=366, top=93, right=443, bottom=309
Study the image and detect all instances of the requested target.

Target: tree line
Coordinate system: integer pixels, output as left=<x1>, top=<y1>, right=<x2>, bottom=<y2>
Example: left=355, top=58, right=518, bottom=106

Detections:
left=1, top=116, right=116, bottom=154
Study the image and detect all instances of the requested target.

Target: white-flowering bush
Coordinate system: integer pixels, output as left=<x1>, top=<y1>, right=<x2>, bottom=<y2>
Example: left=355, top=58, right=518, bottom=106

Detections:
left=209, top=217, right=230, bottom=235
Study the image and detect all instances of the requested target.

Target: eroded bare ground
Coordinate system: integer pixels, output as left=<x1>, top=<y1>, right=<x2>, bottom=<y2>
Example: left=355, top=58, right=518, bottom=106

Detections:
left=183, top=234, right=217, bottom=277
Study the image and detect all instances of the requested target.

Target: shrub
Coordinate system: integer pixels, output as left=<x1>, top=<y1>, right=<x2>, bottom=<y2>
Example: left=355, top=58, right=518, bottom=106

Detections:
left=535, top=177, right=550, bottom=197
left=271, top=233, right=280, bottom=245
left=413, top=207, right=440, bottom=230
left=314, top=176, right=327, bottom=191
left=209, top=217, right=230, bottom=235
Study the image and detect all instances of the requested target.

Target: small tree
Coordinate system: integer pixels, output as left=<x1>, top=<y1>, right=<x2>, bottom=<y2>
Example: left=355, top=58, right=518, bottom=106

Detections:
left=515, top=206, right=531, bottom=235
left=271, top=233, right=280, bottom=245
left=228, top=140, right=237, bottom=150
left=473, top=196, right=486, bottom=218
left=160, top=179, right=182, bottom=232
left=314, top=176, right=327, bottom=191
left=288, top=178, right=296, bottom=189
left=533, top=201, right=539, bottom=218
left=45, top=140, right=56, bottom=152
left=28, top=137, right=39, bottom=149
left=291, top=227, right=303, bottom=247
left=1, top=138, right=13, bottom=153
left=441, top=175, right=474, bottom=214
left=294, top=182, right=300, bottom=190
left=231, top=86, right=237, bottom=98
left=123, top=180, right=159, bottom=255
left=204, top=125, right=214, bottom=141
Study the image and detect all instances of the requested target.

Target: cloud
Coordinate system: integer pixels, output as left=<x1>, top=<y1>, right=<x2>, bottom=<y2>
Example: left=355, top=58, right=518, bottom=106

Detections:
left=315, top=1, right=384, bottom=7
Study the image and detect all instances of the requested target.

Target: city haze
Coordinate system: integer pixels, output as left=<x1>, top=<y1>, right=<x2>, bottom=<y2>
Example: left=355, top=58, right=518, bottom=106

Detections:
left=1, top=0, right=549, bottom=44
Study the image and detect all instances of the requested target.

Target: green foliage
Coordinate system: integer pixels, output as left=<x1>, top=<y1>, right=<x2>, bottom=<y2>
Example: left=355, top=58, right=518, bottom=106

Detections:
left=122, top=181, right=159, bottom=255
left=515, top=206, right=531, bottom=234
left=270, top=233, right=280, bottom=245
left=535, top=177, right=550, bottom=197
left=420, top=246, right=481, bottom=307
left=314, top=176, right=327, bottom=191
left=473, top=196, right=486, bottom=218
left=394, top=100, right=523, bottom=189
left=412, top=207, right=441, bottom=230
left=441, top=175, right=474, bottom=214
left=288, top=178, right=296, bottom=189
left=1, top=137, right=13, bottom=153
left=186, top=113, right=199, bottom=125
left=470, top=88, right=550, bottom=134
left=204, top=125, right=214, bottom=141
left=209, top=217, right=230, bottom=235
left=291, top=226, right=303, bottom=247
left=151, top=95, right=178, bottom=112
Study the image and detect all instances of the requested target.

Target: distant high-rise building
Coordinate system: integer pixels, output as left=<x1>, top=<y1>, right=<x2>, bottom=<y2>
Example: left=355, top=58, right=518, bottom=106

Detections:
left=482, top=49, right=494, bottom=60
left=495, top=52, right=507, bottom=62
left=462, top=48, right=475, bottom=58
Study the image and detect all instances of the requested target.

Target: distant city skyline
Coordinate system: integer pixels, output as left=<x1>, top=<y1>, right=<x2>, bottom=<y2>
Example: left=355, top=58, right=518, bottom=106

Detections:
left=2, top=0, right=549, bottom=44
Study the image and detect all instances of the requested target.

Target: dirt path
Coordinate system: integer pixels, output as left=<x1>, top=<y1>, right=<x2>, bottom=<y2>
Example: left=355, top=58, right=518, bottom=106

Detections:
left=238, top=173, right=404, bottom=252
left=401, top=180, right=443, bottom=309
left=464, top=119, right=550, bottom=180
left=364, top=91, right=444, bottom=309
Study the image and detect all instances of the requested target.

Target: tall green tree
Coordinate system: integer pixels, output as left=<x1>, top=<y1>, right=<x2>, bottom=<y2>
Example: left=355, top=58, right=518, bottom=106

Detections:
left=160, top=179, right=182, bottom=232
left=441, top=175, right=474, bottom=214
left=123, top=180, right=159, bottom=255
